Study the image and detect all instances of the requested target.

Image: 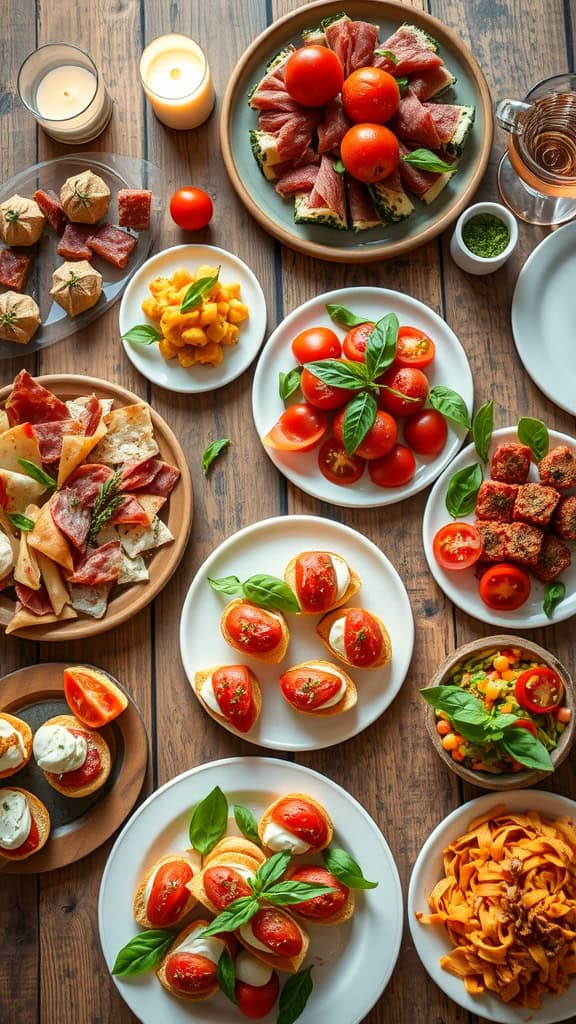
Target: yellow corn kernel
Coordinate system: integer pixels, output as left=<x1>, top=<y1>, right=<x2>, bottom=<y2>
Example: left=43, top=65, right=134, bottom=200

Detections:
left=225, top=281, right=241, bottom=298
left=171, top=268, right=194, bottom=289
left=177, top=346, right=197, bottom=367
left=206, top=321, right=229, bottom=343
left=228, top=299, right=249, bottom=324
left=199, top=302, right=218, bottom=326
left=222, top=323, right=239, bottom=346
left=141, top=297, right=162, bottom=320
left=158, top=338, right=179, bottom=360
left=194, top=341, right=224, bottom=366
left=149, top=276, right=171, bottom=297
left=217, top=300, right=230, bottom=317
left=181, top=326, right=209, bottom=347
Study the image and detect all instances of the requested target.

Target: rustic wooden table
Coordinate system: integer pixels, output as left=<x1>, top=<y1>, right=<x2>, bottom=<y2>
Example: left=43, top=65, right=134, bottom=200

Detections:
left=2, top=1, right=576, bottom=1022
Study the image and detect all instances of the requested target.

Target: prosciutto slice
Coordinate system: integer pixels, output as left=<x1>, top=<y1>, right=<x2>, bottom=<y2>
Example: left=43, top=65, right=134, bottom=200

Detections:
left=249, top=50, right=300, bottom=113
left=373, top=25, right=443, bottom=75
left=33, top=419, right=84, bottom=463
left=408, top=66, right=455, bottom=101
left=275, top=164, right=320, bottom=197
left=14, top=583, right=53, bottom=616
left=346, top=177, right=381, bottom=225
left=82, top=395, right=104, bottom=437
left=68, top=540, right=122, bottom=585
left=52, top=488, right=91, bottom=551
left=307, top=155, right=347, bottom=224
left=392, top=93, right=441, bottom=149
left=425, top=102, right=462, bottom=144
left=317, top=98, right=351, bottom=155
left=6, top=370, right=69, bottom=426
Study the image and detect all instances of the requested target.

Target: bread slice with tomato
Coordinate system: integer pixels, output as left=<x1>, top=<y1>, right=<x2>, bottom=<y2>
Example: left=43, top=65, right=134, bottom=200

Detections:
left=193, top=664, right=262, bottom=734
left=285, top=864, right=355, bottom=927
left=157, top=920, right=236, bottom=1001
left=33, top=714, right=111, bottom=798
left=284, top=550, right=361, bottom=615
left=236, top=906, right=309, bottom=974
left=258, top=793, right=334, bottom=854
left=0, top=787, right=51, bottom=861
left=279, top=660, right=357, bottom=716
left=188, top=850, right=262, bottom=917
left=134, top=853, right=199, bottom=929
left=0, top=712, right=33, bottom=779
left=220, top=600, right=289, bottom=664
left=316, top=607, right=392, bottom=669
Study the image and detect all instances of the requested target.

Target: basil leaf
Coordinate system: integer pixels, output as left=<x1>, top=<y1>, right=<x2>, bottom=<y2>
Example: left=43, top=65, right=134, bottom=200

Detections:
left=121, top=324, right=162, bottom=345
left=342, top=391, right=377, bottom=454
left=445, top=463, right=483, bottom=518
left=217, top=947, right=237, bottom=1004
left=264, top=880, right=336, bottom=906
left=374, top=48, right=398, bottom=64
left=333, top=160, right=345, bottom=174
left=517, top=416, right=549, bottom=461
left=365, top=313, right=399, bottom=380
left=202, top=438, right=230, bottom=475
left=188, top=785, right=229, bottom=855
left=7, top=512, right=35, bottom=531
left=17, top=459, right=57, bottom=489
left=420, top=685, right=487, bottom=721
left=401, top=148, right=457, bottom=174
left=397, top=76, right=409, bottom=95
left=326, top=303, right=370, bottom=328
left=233, top=804, right=262, bottom=847
left=112, top=929, right=174, bottom=976
left=544, top=581, right=566, bottom=619
left=322, top=847, right=378, bottom=889
left=200, top=895, right=260, bottom=936
left=428, top=386, right=471, bottom=429
left=277, top=966, right=314, bottom=1024
left=279, top=367, right=302, bottom=402
left=501, top=728, right=553, bottom=771
left=255, top=850, right=292, bottom=892
left=303, top=358, right=368, bottom=390
left=180, top=268, right=220, bottom=313
left=243, top=574, right=300, bottom=613
left=489, top=713, right=522, bottom=732
left=472, top=399, right=494, bottom=464
left=208, top=575, right=243, bottom=596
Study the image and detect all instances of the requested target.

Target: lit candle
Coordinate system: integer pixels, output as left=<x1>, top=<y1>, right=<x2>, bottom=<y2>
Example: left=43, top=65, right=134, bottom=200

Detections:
left=35, top=66, right=97, bottom=121
left=140, top=34, right=215, bottom=130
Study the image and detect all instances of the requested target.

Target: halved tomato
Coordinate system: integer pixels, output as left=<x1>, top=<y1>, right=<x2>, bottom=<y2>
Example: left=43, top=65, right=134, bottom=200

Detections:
left=342, top=322, right=375, bottom=362
left=514, top=666, right=564, bottom=714
left=63, top=666, right=128, bottom=727
left=432, top=523, right=483, bottom=572
left=478, top=563, right=531, bottom=611
left=394, top=326, right=436, bottom=369
left=318, top=438, right=366, bottom=485
left=261, top=404, right=328, bottom=451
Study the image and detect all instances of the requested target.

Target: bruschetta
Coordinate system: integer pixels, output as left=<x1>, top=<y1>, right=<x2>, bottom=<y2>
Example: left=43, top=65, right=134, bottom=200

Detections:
left=258, top=793, right=333, bottom=854
left=134, top=853, right=199, bottom=929
left=0, top=786, right=50, bottom=860
left=284, top=550, right=361, bottom=614
left=193, top=664, right=262, bottom=733
left=188, top=851, right=262, bottom=917
left=0, top=712, right=32, bottom=779
left=220, top=600, right=289, bottom=664
left=285, top=864, right=355, bottom=926
left=279, top=660, right=357, bottom=716
left=316, top=607, right=392, bottom=668
left=236, top=906, right=309, bottom=973
left=156, top=920, right=236, bottom=1001
left=32, top=714, right=111, bottom=798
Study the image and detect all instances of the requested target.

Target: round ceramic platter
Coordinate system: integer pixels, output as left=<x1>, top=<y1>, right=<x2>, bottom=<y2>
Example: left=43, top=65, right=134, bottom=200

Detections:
left=220, top=0, right=493, bottom=263
left=0, top=375, right=193, bottom=641
left=99, top=756, right=403, bottom=1024
left=511, top=222, right=576, bottom=416
left=179, top=515, right=414, bottom=750
left=252, top=287, right=473, bottom=508
left=119, top=244, right=267, bottom=393
left=408, top=789, right=576, bottom=1023
left=0, top=662, right=147, bottom=874
left=0, top=152, right=161, bottom=357
left=422, top=426, right=576, bottom=628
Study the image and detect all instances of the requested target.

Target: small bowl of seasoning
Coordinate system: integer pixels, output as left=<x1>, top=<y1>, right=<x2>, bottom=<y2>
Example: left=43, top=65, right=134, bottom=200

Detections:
left=449, top=201, right=518, bottom=275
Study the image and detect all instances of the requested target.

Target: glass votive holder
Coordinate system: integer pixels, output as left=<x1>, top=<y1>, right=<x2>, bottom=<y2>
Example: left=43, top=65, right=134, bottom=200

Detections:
left=17, top=43, right=113, bottom=145
left=139, top=34, right=215, bottom=130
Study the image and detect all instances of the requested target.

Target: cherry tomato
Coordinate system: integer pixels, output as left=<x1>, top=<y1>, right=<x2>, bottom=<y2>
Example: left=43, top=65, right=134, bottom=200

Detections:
left=291, top=327, right=341, bottom=364
left=394, top=326, right=436, bottom=369
left=342, top=322, right=375, bottom=362
left=284, top=46, right=344, bottom=107
left=294, top=552, right=337, bottom=613
left=211, top=665, right=257, bottom=733
left=204, top=865, right=252, bottom=909
left=288, top=866, right=349, bottom=919
left=368, top=444, right=416, bottom=488
left=300, top=367, right=350, bottom=410
left=379, top=366, right=429, bottom=417
left=271, top=797, right=329, bottom=847
left=340, top=123, right=400, bottom=183
left=169, top=187, right=213, bottom=231
left=342, top=67, right=400, bottom=124
left=2, top=814, right=39, bottom=858
left=333, top=407, right=397, bottom=460
left=164, top=952, right=216, bottom=996
left=262, top=403, right=328, bottom=452
left=55, top=730, right=101, bottom=786
left=317, top=438, right=366, bottom=486
left=343, top=608, right=384, bottom=666
left=250, top=908, right=303, bottom=957
left=432, top=522, right=483, bottom=572
left=224, top=604, right=282, bottom=654
left=514, top=667, right=565, bottom=714
left=478, top=563, right=531, bottom=611
left=147, top=861, right=194, bottom=926
left=511, top=718, right=538, bottom=737
left=63, top=666, right=128, bottom=728
left=403, top=409, right=448, bottom=457
left=236, top=973, right=280, bottom=1020
left=280, top=666, right=345, bottom=711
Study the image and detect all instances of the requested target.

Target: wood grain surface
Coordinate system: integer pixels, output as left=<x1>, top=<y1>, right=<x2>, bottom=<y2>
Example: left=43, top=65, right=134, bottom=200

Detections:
left=1, top=1, right=576, bottom=1023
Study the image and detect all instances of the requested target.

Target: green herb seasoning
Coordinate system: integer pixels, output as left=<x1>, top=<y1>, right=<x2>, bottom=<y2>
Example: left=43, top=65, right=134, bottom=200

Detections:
left=462, top=213, right=510, bottom=258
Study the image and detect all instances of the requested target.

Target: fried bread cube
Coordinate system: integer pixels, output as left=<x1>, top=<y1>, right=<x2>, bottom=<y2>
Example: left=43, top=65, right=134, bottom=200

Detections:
left=513, top=482, right=560, bottom=527
left=490, top=442, right=532, bottom=484
left=538, top=445, right=576, bottom=490
left=505, top=521, right=543, bottom=566
left=474, top=521, right=509, bottom=562
left=475, top=481, right=518, bottom=523
left=553, top=496, right=576, bottom=542
left=532, top=534, right=572, bottom=582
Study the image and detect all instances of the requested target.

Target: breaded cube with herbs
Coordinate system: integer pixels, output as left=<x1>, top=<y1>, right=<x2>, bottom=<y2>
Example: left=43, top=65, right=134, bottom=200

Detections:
left=474, top=520, right=509, bottom=562
left=475, top=481, right=518, bottom=523
left=553, top=495, right=576, bottom=542
left=532, top=534, right=572, bottom=582
left=538, top=445, right=576, bottom=490
left=490, top=442, right=532, bottom=484
left=505, top=521, right=544, bottom=566
left=513, top=482, right=561, bottom=527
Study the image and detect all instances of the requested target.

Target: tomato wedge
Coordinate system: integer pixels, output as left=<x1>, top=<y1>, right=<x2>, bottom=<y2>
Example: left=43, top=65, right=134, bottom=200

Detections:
left=262, top=403, right=328, bottom=451
left=514, top=666, right=565, bottom=714
left=511, top=718, right=538, bottom=737
left=432, top=523, right=483, bottom=571
left=394, top=326, right=436, bottom=368
left=478, top=563, right=531, bottom=611
left=63, top=666, right=128, bottom=727
left=318, top=438, right=366, bottom=485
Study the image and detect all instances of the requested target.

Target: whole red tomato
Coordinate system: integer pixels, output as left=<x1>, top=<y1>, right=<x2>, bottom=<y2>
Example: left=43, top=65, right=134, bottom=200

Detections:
left=284, top=46, right=344, bottom=107
left=340, top=124, right=399, bottom=183
left=291, top=326, right=341, bottom=363
left=236, top=972, right=280, bottom=1020
left=169, top=187, right=213, bottom=230
left=342, top=67, right=400, bottom=124
left=403, top=409, right=448, bottom=456
left=333, top=407, right=397, bottom=460
left=368, top=444, right=417, bottom=488
left=379, top=366, right=429, bottom=417
left=300, top=367, right=350, bottom=410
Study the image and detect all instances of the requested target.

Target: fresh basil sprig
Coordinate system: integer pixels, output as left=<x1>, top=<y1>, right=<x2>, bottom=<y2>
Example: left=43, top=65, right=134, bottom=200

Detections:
left=501, top=727, right=554, bottom=772
left=234, top=804, right=262, bottom=847
left=428, top=386, right=471, bottom=429
left=277, top=966, right=314, bottom=1024
left=217, top=947, right=237, bottom=1004
left=326, top=303, right=370, bottom=328
left=208, top=573, right=300, bottom=613
left=202, top=438, right=230, bottom=475
left=279, top=367, right=302, bottom=402
left=7, top=512, right=35, bottom=532
left=121, top=324, right=163, bottom=345
left=201, top=895, right=260, bottom=936
left=303, top=358, right=369, bottom=391
left=544, top=581, right=566, bottom=619
left=189, top=785, right=229, bottom=855
left=17, top=458, right=56, bottom=489
left=254, top=849, right=292, bottom=890
left=322, top=848, right=378, bottom=890
left=112, top=929, right=174, bottom=976
left=341, top=392, right=378, bottom=455
left=517, top=416, right=549, bottom=461
left=181, top=268, right=220, bottom=313
left=445, top=463, right=483, bottom=518
left=401, top=148, right=457, bottom=174
left=472, top=399, right=494, bottom=464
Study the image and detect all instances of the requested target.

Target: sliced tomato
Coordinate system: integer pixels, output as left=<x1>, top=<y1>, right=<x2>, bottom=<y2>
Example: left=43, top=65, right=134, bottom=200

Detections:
left=271, top=797, right=328, bottom=848
left=514, top=667, right=565, bottom=714
left=224, top=604, right=282, bottom=655
left=394, top=326, right=436, bottom=368
left=56, top=731, right=101, bottom=787
left=343, top=608, right=384, bottom=666
left=432, top=522, right=483, bottom=571
left=368, top=444, right=416, bottom=488
left=204, top=865, right=252, bottom=909
left=294, top=552, right=337, bottom=613
left=300, top=367, right=350, bottom=410
left=403, top=409, right=448, bottom=456
left=288, top=866, right=348, bottom=919
left=147, top=860, right=194, bottom=926
left=2, top=814, right=39, bottom=858
left=211, top=665, right=257, bottom=732
left=280, top=666, right=344, bottom=710
left=342, top=322, right=374, bottom=362
left=236, top=972, right=280, bottom=1019
left=250, top=908, right=303, bottom=957
left=318, top=438, right=366, bottom=485
left=164, top=952, right=216, bottom=996
left=63, top=666, right=128, bottom=727
left=511, top=718, right=538, bottom=737
left=478, top=563, right=531, bottom=611
left=261, top=403, right=328, bottom=451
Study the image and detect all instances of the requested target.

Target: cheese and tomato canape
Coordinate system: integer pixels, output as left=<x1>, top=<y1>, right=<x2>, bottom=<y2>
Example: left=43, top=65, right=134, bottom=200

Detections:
left=258, top=793, right=333, bottom=854
left=234, top=951, right=280, bottom=1019
left=156, top=920, right=237, bottom=1001
left=32, top=714, right=111, bottom=798
left=0, top=712, right=33, bottom=778
left=284, top=550, right=361, bottom=614
left=220, top=600, right=289, bottom=664
left=279, top=660, right=357, bottom=716
left=193, top=664, right=262, bottom=733
left=0, top=787, right=50, bottom=860
left=189, top=852, right=261, bottom=917
left=133, top=853, right=198, bottom=929
left=237, top=906, right=309, bottom=973
left=316, top=607, right=392, bottom=669
left=286, top=865, right=354, bottom=926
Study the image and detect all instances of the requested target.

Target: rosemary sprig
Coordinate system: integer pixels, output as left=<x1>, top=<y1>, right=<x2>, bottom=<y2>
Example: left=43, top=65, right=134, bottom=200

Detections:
left=72, top=182, right=91, bottom=207
left=88, top=471, right=123, bottom=542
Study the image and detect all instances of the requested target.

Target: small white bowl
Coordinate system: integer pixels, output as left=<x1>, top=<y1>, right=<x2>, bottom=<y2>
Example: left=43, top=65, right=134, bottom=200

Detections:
left=449, top=201, right=518, bottom=275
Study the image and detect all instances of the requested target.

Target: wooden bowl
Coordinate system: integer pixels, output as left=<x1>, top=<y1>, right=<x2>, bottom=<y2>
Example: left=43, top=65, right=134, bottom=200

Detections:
left=425, top=635, right=575, bottom=791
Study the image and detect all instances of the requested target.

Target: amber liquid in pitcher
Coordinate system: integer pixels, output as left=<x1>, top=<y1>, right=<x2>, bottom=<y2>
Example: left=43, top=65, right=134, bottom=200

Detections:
left=508, top=91, right=576, bottom=197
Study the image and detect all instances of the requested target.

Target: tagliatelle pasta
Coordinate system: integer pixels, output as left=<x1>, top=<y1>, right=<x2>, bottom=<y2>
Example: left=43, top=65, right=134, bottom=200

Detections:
left=416, top=808, right=576, bottom=1008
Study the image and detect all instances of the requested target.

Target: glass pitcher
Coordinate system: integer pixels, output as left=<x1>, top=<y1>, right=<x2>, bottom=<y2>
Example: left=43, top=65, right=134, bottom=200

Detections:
left=495, top=72, right=576, bottom=225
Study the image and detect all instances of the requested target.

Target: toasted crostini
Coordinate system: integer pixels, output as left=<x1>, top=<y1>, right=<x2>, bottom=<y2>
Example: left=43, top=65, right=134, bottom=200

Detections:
left=284, top=550, right=361, bottom=614
left=32, top=714, right=111, bottom=798
left=220, top=600, right=289, bottom=664
left=204, top=835, right=266, bottom=867
left=258, top=793, right=334, bottom=854
left=236, top=906, right=309, bottom=973
left=316, top=607, right=392, bottom=669
left=188, top=851, right=261, bottom=916
left=285, top=864, right=355, bottom=926
left=0, top=787, right=50, bottom=860
left=279, top=660, right=357, bottom=716
left=134, top=853, right=199, bottom=929
left=156, top=920, right=236, bottom=1001
left=0, top=712, right=33, bottom=779
left=193, top=664, right=262, bottom=733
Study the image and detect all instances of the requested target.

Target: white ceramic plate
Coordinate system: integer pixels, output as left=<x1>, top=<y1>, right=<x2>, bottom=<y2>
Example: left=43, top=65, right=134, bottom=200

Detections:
left=119, top=244, right=267, bottom=393
left=179, top=515, right=414, bottom=750
left=252, top=287, right=473, bottom=508
left=99, top=756, right=403, bottom=1024
left=408, top=789, right=576, bottom=1023
left=511, top=223, right=576, bottom=416
left=422, top=426, right=576, bottom=628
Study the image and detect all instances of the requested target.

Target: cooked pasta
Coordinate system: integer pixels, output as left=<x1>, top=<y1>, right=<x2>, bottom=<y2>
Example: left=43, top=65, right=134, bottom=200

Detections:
left=416, top=808, right=576, bottom=1008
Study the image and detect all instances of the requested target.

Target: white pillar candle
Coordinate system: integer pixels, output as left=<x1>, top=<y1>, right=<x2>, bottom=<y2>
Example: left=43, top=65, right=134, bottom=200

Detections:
left=17, top=44, right=113, bottom=144
left=140, top=34, right=215, bottom=130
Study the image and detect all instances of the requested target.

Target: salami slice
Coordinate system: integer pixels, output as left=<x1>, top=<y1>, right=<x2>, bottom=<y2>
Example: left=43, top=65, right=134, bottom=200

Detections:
left=317, top=99, right=351, bottom=155
left=0, top=248, right=32, bottom=292
left=52, top=487, right=92, bottom=551
left=67, top=540, right=122, bottom=585
left=87, top=224, right=137, bottom=268
left=109, top=495, right=150, bottom=526
left=14, top=583, right=54, bottom=616
left=5, top=370, right=70, bottom=426
left=82, top=394, right=103, bottom=436
left=121, top=457, right=179, bottom=496
left=117, top=189, right=152, bottom=231
left=57, top=223, right=94, bottom=261
left=33, top=419, right=84, bottom=463
left=65, top=463, right=114, bottom=508
left=146, top=463, right=180, bottom=497
left=33, top=189, right=67, bottom=234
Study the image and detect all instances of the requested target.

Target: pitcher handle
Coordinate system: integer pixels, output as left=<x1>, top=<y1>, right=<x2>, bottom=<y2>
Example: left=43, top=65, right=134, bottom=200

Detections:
left=495, top=98, right=533, bottom=133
